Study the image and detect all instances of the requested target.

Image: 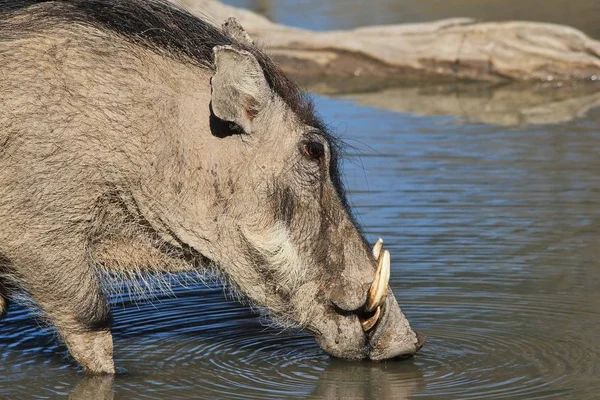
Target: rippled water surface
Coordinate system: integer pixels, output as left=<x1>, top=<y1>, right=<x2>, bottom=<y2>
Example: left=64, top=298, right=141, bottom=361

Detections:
left=2, top=93, right=599, bottom=399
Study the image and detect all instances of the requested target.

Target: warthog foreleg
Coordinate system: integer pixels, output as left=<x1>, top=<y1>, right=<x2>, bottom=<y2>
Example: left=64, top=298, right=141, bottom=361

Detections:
left=62, top=329, right=115, bottom=375
left=17, top=242, right=115, bottom=374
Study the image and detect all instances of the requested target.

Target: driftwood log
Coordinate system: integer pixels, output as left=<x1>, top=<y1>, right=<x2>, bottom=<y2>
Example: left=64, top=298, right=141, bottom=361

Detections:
left=175, top=0, right=600, bottom=125
left=178, top=0, right=600, bottom=86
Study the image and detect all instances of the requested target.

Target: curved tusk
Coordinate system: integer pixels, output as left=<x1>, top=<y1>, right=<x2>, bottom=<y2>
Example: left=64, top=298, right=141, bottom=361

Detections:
left=360, top=306, right=381, bottom=332
left=372, top=238, right=383, bottom=259
left=365, top=250, right=390, bottom=312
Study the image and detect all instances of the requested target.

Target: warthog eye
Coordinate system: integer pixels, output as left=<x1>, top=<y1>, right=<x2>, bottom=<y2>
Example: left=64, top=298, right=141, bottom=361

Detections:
left=301, top=141, right=325, bottom=161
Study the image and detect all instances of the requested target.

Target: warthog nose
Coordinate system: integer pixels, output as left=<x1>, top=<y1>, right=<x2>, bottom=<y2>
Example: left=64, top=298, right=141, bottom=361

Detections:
left=415, top=331, right=426, bottom=351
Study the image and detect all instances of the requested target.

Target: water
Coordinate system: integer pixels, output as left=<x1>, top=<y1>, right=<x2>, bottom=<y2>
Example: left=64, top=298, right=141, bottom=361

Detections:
left=2, top=93, right=599, bottom=399
left=2, top=2, right=600, bottom=399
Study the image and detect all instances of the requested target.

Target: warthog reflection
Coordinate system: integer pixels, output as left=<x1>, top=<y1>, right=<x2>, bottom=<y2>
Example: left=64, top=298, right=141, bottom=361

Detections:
left=67, top=360, right=425, bottom=400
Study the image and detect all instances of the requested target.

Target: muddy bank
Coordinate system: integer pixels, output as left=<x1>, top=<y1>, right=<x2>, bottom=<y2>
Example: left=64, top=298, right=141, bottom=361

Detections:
left=177, top=0, right=600, bottom=84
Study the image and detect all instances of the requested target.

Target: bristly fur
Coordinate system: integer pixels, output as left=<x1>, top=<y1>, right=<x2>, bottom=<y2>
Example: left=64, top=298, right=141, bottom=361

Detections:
left=0, top=0, right=349, bottom=214
left=0, top=0, right=323, bottom=131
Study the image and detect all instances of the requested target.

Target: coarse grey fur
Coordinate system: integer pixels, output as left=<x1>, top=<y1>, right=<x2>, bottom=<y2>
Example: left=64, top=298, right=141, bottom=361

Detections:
left=0, top=0, right=422, bottom=374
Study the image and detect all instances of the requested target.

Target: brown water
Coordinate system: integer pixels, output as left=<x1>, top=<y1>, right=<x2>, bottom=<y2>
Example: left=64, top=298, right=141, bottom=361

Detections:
left=2, top=2, right=600, bottom=399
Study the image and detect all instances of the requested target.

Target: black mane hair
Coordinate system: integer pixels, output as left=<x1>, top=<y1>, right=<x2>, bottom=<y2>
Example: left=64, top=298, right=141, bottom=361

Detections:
left=0, top=0, right=352, bottom=215
left=0, top=0, right=324, bottom=130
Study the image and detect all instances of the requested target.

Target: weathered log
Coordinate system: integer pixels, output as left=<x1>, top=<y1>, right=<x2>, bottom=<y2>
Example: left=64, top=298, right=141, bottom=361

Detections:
left=177, top=0, right=600, bottom=84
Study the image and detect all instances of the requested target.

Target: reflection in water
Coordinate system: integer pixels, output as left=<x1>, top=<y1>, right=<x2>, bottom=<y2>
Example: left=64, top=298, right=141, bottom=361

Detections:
left=335, top=83, right=600, bottom=126
left=1, top=96, right=599, bottom=398
left=70, top=376, right=114, bottom=400
left=65, top=358, right=425, bottom=400
left=307, top=360, right=424, bottom=400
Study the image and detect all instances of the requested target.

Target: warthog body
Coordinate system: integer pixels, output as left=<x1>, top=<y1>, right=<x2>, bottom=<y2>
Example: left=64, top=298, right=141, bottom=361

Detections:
left=0, top=0, right=423, bottom=373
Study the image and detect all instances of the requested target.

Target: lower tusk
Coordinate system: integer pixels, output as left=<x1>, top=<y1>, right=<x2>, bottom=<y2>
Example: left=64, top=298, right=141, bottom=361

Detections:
left=360, top=306, right=381, bottom=332
left=372, top=238, right=383, bottom=259
left=366, top=250, right=390, bottom=312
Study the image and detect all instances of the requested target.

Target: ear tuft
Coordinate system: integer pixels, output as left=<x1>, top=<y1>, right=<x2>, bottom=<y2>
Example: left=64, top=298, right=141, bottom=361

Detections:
left=210, top=45, right=271, bottom=133
left=222, top=17, right=254, bottom=45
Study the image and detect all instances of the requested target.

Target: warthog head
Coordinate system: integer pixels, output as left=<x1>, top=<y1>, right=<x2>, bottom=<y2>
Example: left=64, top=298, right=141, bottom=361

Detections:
left=155, top=19, right=423, bottom=360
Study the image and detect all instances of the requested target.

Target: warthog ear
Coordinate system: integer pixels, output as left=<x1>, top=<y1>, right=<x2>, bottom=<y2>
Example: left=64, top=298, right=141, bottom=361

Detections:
left=211, top=45, right=271, bottom=134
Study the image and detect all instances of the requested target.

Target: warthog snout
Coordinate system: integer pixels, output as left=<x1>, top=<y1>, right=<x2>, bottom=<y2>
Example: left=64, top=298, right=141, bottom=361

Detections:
left=312, top=239, right=423, bottom=361
left=366, top=292, right=424, bottom=360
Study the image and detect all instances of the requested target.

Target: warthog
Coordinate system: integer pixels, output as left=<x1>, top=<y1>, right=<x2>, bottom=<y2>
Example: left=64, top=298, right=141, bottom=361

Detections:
left=0, top=0, right=424, bottom=373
